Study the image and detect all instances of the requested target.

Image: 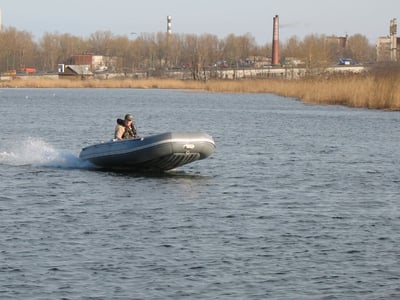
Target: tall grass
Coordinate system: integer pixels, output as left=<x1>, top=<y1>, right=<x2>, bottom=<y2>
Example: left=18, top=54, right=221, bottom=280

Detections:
left=1, top=72, right=399, bottom=110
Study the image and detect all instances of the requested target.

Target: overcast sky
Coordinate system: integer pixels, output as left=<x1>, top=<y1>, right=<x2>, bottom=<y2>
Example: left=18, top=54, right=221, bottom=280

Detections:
left=1, top=0, right=399, bottom=44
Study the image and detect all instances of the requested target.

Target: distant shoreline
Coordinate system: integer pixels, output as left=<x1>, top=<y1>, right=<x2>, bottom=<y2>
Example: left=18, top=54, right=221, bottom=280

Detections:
left=1, top=76, right=399, bottom=111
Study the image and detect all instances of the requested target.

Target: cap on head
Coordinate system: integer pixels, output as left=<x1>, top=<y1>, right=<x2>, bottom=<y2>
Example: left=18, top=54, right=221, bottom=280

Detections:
left=124, top=113, right=133, bottom=121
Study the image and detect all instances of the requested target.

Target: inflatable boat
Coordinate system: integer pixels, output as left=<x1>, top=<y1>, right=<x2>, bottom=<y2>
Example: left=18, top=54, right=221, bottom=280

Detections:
left=79, top=132, right=215, bottom=171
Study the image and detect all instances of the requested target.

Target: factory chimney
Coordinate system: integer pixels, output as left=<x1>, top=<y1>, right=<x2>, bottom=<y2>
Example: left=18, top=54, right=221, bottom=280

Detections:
left=271, top=15, right=279, bottom=66
left=167, top=15, right=172, bottom=35
left=390, top=18, right=397, bottom=62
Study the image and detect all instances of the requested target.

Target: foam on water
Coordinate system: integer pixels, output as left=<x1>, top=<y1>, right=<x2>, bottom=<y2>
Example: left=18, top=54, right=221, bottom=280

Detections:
left=0, top=137, right=92, bottom=169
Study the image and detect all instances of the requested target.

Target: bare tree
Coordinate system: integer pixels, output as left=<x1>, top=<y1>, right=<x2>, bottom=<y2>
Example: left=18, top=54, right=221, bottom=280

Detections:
left=58, top=33, right=88, bottom=65
left=300, top=34, right=331, bottom=73
left=38, top=32, right=63, bottom=72
left=88, top=31, right=114, bottom=55
left=197, top=34, right=219, bottom=68
left=0, top=27, right=36, bottom=72
left=0, top=26, right=388, bottom=77
left=347, top=34, right=376, bottom=63
left=282, top=36, right=302, bottom=62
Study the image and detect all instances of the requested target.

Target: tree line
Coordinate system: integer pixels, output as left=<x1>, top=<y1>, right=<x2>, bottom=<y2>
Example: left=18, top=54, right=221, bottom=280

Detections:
left=0, top=26, right=377, bottom=74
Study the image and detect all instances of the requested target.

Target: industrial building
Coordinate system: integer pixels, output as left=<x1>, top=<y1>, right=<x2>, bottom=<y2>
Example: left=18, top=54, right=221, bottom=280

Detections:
left=376, top=18, right=399, bottom=62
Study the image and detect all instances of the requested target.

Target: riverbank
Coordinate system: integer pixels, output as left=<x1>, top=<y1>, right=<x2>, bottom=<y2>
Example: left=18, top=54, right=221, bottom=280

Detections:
left=1, top=73, right=399, bottom=110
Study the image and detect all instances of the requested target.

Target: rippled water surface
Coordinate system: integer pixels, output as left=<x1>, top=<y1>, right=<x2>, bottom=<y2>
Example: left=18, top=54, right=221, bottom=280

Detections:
left=1, top=88, right=399, bottom=299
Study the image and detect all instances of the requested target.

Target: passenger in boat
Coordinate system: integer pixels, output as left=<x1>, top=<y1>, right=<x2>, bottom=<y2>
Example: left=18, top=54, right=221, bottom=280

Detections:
left=114, top=113, right=137, bottom=140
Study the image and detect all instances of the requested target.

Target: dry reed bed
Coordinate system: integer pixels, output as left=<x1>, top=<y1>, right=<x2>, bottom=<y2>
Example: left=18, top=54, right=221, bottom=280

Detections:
left=1, top=74, right=399, bottom=110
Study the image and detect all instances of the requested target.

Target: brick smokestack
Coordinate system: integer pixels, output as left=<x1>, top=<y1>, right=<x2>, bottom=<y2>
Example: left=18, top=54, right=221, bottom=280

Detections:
left=272, top=15, right=279, bottom=66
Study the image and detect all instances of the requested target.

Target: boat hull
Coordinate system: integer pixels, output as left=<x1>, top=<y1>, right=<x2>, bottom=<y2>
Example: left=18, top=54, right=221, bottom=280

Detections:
left=79, top=132, right=215, bottom=171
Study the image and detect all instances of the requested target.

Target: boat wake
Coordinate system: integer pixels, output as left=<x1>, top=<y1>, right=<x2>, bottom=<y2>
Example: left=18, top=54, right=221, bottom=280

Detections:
left=0, top=137, right=92, bottom=169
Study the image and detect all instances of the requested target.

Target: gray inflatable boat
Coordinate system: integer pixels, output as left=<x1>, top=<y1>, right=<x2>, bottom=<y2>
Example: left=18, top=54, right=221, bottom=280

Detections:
left=79, top=132, right=215, bottom=171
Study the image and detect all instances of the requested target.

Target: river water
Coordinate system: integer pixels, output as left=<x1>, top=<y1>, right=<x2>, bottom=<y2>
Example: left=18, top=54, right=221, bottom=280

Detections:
left=0, top=88, right=399, bottom=299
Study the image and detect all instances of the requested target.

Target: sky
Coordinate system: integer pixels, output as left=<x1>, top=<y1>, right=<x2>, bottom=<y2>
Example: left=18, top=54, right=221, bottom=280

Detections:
left=1, top=0, right=399, bottom=45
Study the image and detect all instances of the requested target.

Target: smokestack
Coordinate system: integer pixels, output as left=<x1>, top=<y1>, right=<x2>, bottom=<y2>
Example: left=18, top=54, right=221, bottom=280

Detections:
left=272, top=15, right=279, bottom=66
left=167, top=15, right=172, bottom=35
left=390, top=18, right=397, bottom=62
